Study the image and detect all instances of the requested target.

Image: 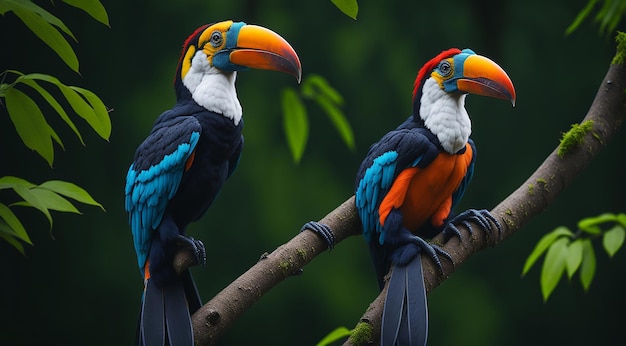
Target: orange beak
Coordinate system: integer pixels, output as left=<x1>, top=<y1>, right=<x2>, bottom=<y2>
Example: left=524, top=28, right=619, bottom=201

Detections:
left=229, top=25, right=302, bottom=83
left=456, top=54, right=516, bottom=106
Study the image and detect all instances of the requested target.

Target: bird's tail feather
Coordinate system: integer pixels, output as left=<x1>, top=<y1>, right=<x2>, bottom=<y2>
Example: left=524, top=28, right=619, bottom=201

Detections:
left=163, top=278, right=193, bottom=345
left=381, top=254, right=428, bottom=346
left=137, top=270, right=200, bottom=346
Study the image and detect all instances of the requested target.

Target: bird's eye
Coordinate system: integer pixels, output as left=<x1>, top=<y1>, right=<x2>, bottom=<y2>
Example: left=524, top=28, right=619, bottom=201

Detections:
left=209, top=31, right=223, bottom=47
left=438, top=61, right=452, bottom=77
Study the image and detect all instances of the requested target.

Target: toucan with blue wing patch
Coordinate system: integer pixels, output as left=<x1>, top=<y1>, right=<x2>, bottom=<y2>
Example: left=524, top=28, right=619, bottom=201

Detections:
left=124, top=20, right=301, bottom=346
left=354, top=48, right=515, bottom=345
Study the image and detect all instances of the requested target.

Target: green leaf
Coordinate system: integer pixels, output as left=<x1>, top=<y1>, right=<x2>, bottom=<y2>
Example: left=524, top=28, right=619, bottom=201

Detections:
left=522, top=226, right=573, bottom=275
left=10, top=183, right=54, bottom=228
left=315, top=95, right=355, bottom=150
left=302, top=74, right=344, bottom=105
left=565, top=0, right=599, bottom=35
left=0, top=176, right=36, bottom=190
left=0, top=202, right=32, bottom=244
left=616, top=213, right=626, bottom=228
left=602, top=224, right=625, bottom=257
left=30, top=187, right=81, bottom=213
left=316, top=327, right=352, bottom=346
left=540, top=237, right=569, bottom=301
left=580, top=239, right=596, bottom=291
left=10, top=5, right=79, bottom=72
left=579, top=212, right=617, bottom=227
left=70, top=86, right=111, bottom=140
left=61, top=0, right=109, bottom=26
left=578, top=213, right=617, bottom=235
left=565, top=238, right=584, bottom=279
left=281, top=88, right=309, bottom=163
left=18, top=77, right=85, bottom=145
left=331, top=0, right=358, bottom=20
left=0, top=227, right=26, bottom=254
left=39, top=180, right=104, bottom=210
left=13, top=72, right=111, bottom=141
left=4, top=0, right=76, bottom=39
left=5, top=88, right=57, bottom=166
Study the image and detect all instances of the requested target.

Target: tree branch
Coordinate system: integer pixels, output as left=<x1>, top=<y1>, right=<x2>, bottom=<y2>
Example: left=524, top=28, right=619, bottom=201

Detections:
left=178, top=42, right=626, bottom=345
left=188, top=197, right=362, bottom=345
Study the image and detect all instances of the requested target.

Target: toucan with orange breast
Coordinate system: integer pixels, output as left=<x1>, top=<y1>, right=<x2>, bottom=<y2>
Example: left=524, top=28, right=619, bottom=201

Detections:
left=354, top=48, right=515, bottom=345
left=124, top=20, right=301, bottom=345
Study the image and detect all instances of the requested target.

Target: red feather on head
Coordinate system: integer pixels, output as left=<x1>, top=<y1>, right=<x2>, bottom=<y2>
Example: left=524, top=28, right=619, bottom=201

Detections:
left=176, top=24, right=211, bottom=76
left=412, top=48, right=461, bottom=104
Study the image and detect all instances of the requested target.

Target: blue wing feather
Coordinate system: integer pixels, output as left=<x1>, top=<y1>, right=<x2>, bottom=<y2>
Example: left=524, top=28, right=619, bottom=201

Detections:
left=355, top=127, right=439, bottom=243
left=125, top=116, right=202, bottom=270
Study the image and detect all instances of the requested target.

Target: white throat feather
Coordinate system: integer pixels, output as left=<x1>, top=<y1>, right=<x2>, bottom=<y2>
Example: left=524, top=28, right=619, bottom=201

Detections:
left=182, top=50, right=243, bottom=125
left=419, top=78, right=471, bottom=154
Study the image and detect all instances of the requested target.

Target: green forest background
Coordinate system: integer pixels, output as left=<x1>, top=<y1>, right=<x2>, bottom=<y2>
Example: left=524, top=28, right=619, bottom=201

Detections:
left=2, top=0, right=625, bottom=345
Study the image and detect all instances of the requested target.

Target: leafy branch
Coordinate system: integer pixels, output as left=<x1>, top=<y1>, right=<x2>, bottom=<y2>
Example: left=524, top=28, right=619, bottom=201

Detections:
left=0, top=0, right=109, bottom=253
left=522, top=213, right=625, bottom=301
left=0, top=70, right=111, bottom=166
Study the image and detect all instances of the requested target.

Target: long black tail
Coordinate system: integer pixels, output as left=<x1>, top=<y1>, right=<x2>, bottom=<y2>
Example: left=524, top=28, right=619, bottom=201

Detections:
left=381, top=254, right=428, bottom=346
left=136, top=270, right=202, bottom=346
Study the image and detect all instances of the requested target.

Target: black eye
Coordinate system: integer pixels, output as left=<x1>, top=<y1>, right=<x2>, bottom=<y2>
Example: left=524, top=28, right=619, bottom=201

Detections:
left=438, top=60, right=452, bottom=76
left=210, top=31, right=223, bottom=47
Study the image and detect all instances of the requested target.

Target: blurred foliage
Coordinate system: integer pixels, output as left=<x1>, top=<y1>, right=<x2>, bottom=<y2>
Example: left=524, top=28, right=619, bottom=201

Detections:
left=522, top=213, right=625, bottom=301
left=0, top=0, right=108, bottom=253
left=282, top=74, right=354, bottom=162
left=1, top=0, right=625, bottom=345
left=566, top=0, right=626, bottom=36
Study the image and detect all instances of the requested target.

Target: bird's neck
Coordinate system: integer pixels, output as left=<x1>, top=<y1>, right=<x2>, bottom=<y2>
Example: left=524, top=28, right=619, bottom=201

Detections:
left=418, top=78, right=471, bottom=154
left=180, top=51, right=243, bottom=125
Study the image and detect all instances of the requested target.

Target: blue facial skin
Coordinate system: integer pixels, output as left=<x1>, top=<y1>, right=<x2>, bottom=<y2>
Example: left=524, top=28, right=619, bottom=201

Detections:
left=438, top=48, right=476, bottom=93
left=212, top=22, right=250, bottom=73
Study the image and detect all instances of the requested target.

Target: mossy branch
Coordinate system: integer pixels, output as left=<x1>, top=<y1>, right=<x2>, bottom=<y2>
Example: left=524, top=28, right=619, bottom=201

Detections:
left=174, top=33, right=626, bottom=346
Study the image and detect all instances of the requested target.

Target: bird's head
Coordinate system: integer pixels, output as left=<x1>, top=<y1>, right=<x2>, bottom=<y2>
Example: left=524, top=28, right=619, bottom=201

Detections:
left=412, top=48, right=516, bottom=118
left=411, top=48, right=516, bottom=153
left=174, top=20, right=302, bottom=99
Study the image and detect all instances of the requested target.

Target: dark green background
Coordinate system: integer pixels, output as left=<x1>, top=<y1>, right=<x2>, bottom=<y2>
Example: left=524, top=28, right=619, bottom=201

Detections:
left=1, top=0, right=625, bottom=345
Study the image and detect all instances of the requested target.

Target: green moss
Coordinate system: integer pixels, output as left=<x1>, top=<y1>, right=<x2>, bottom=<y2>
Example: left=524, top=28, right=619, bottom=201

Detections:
left=558, top=120, right=594, bottom=158
left=505, top=209, right=513, bottom=216
left=279, top=260, right=291, bottom=270
left=296, top=248, right=308, bottom=261
left=349, top=322, right=373, bottom=345
left=612, top=31, right=626, bottom=64
left=527, top=183, right=535, bottom=195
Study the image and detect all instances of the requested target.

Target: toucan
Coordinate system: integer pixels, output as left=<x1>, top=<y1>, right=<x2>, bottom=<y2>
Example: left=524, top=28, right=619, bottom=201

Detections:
left=354, top=48, right=516, bottom=345
left=124, top=20, right=301, bottom=345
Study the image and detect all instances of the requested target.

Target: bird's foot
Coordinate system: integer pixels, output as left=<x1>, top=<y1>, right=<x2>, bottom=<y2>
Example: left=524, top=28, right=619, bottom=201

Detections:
left=176, top=235, right=206, bottom=267
left=300, top=221, right=335, bottom=251
left=443, top=208, right=501, bottom=242
left=392, top=233, right=452, bottom=274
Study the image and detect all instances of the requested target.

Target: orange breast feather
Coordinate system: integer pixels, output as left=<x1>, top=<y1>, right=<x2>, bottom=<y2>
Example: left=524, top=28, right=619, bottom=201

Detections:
left=379, top=143, right=473, bottom=232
